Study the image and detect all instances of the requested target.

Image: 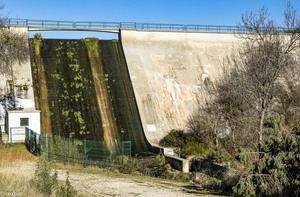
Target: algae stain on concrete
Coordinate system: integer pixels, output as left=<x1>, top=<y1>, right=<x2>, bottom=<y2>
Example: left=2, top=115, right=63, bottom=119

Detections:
left=84, top=38, right=120, bottom=154
left=100, top=40, right=149, bottom=153
left=30, top=36, right=150, bottom=154
left=31, top=35, right=52, bottom=136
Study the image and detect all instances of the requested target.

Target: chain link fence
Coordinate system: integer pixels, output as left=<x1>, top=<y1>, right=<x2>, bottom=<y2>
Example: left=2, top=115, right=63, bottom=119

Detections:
left=25, top=129, right=132, bottom=167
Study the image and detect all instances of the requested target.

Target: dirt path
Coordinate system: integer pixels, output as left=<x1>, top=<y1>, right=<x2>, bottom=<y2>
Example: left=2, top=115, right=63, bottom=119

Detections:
left=60, top=171, right=192, bottom=197
left=6, top=161, right=219, bottom=197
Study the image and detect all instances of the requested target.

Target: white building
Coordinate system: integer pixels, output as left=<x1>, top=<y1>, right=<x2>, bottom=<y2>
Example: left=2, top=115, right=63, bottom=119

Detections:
left=5, top=109, right=40, bottom=143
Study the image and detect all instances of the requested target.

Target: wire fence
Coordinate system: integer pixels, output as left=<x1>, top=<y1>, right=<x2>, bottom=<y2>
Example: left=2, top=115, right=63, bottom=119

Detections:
left=25, top=129, right=132, bottom=167
left=6, top=18, right=290, bottom=33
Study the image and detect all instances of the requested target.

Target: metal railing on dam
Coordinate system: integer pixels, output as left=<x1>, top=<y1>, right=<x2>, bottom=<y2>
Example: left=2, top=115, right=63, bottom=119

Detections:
left=6, top=18, right=289, bottom=33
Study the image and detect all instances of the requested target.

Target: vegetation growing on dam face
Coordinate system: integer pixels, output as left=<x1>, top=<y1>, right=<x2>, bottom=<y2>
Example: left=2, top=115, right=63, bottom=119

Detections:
left=29, top=35, right=149, bottom=154
left=31, top=36, right=102, bottom=140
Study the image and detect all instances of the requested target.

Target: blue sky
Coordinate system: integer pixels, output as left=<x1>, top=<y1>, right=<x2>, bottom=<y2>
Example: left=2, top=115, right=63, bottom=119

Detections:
left=2, top=0, right=300, bottom=39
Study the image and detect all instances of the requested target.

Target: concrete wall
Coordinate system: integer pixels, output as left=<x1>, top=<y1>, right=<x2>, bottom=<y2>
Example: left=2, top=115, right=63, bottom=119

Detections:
left=121, top=30, right=241, bottom=145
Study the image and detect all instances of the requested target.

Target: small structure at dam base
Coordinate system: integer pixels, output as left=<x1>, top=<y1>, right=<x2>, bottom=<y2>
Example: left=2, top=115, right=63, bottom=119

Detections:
left=6, top=108, right=40, bottom=143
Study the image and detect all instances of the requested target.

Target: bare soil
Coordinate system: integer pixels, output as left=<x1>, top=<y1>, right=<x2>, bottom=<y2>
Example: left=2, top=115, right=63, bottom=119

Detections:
left=6, top=161, right=220, bottom=197
left=0, top=145, right=223, bottom=197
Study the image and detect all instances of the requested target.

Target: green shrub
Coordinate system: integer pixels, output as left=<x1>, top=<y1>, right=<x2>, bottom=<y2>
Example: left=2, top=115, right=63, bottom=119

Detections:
left=182, top=142, right=208, bottom=157
left=233, top=177, right=256, bottom=197
left=155, top=153, right=166, bottom=165
left=112, top=156, right=138, bottom=174
left=235, top=148, right=257, bottom=170
left=30, top=158, right=58, bottom=196
left=159, top=129, right=197, bottom=156
left=55, top=172, right=77, bottom=197
left=31, top=158, right=80, bottom=196
left=112, top=156, right=171, bottom=178
left=173, top=172, right=191, bottom=182
left=233, top=129, right=300, bottom=197
left=159, top=129, right=187, bottom=148
left=206, top=147, right=232, bottom=164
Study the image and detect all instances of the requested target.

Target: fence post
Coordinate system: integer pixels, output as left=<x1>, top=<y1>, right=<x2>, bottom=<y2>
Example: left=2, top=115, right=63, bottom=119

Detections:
left=63, top=138, right=67, bottom=165
left=121, top=141, right=124, bottom=156
left=84, top=139, right=87, bottom=167
left=45, top=135, right=49, bottom=161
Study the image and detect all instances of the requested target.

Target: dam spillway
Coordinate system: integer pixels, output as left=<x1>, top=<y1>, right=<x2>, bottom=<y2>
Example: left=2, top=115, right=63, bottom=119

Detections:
left=29, top=37, right=150, bottom=154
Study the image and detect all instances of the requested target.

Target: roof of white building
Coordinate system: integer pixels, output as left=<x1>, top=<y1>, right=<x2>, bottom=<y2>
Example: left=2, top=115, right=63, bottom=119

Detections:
left=7, top=108, right=40, bottom=113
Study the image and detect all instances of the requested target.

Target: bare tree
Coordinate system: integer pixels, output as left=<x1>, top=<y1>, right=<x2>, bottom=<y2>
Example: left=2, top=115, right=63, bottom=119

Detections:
left=189, top=3, right=300, bottom=153
left=229, top=5, right=300, bottom=151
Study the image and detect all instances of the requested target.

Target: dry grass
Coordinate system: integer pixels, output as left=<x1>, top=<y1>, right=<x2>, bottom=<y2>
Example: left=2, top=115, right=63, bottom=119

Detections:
left=0, top=143, right=39, bottom=196
left=0, top=144, right=88, bottom=197
left=0, top=143, right=37, bottom=163
left=0, top=164, right=44, bottom=197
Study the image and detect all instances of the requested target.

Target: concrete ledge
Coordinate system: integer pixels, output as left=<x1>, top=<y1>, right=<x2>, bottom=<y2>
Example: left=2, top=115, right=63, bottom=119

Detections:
left=165, top=154, right=190, bottom=173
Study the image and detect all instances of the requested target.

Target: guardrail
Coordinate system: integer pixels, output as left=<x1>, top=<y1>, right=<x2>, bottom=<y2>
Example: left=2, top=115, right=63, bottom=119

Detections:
left=5, top=18, right=289, bottom=33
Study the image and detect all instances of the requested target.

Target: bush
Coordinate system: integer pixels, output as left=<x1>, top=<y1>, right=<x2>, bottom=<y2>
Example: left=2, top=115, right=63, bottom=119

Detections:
left=30, top=158, right=58, bottom=196
left=159, top=129, right=192, bottom=148
left=112, top=156, right=139, bottom=174
left=155, top=153, right=166, bottom=165
left=233, top=129, right=300, bottom=197
left=55, top=172, right=77, bottom=197
left=206, top=147, right=232, bottom=164
left=233, top=177, right=256, bottom=197
left=173, top=172, right=191, bottom=182
left=182, top=142, right=208, bottom=157
left=31, top=158, right=79, bottom=196
left=235, top=148, right=257, bottom=170
left=159, top=129, right=198, bottom=156
left=112, top=155, right=172, bottom=179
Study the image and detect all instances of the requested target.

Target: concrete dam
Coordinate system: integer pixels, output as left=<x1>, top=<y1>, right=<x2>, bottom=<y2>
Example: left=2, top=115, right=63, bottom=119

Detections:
left=1, top=21, right=241, bottom=154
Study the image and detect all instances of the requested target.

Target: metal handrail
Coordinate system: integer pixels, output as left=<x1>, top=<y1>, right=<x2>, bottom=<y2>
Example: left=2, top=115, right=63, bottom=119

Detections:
left=5, top=18, right=290, bottom=33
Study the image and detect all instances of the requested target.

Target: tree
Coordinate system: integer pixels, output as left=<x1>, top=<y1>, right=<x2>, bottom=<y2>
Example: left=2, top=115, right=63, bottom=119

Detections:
left=233, top=117, right=300, bottom=197
left=0, top=9, right=28, bottom=106
left=189, top=3, right=300, bottom=154
left=225, top=5, right=300, bottom=152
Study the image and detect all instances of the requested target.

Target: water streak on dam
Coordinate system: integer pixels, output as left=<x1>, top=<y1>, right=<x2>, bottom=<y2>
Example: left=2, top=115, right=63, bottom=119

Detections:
left=121, top=30, right=240, bottom=145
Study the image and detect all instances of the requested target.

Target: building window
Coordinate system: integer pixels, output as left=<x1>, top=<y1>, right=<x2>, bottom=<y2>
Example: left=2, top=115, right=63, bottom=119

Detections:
left=20, top=118, right=29, bottom=126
